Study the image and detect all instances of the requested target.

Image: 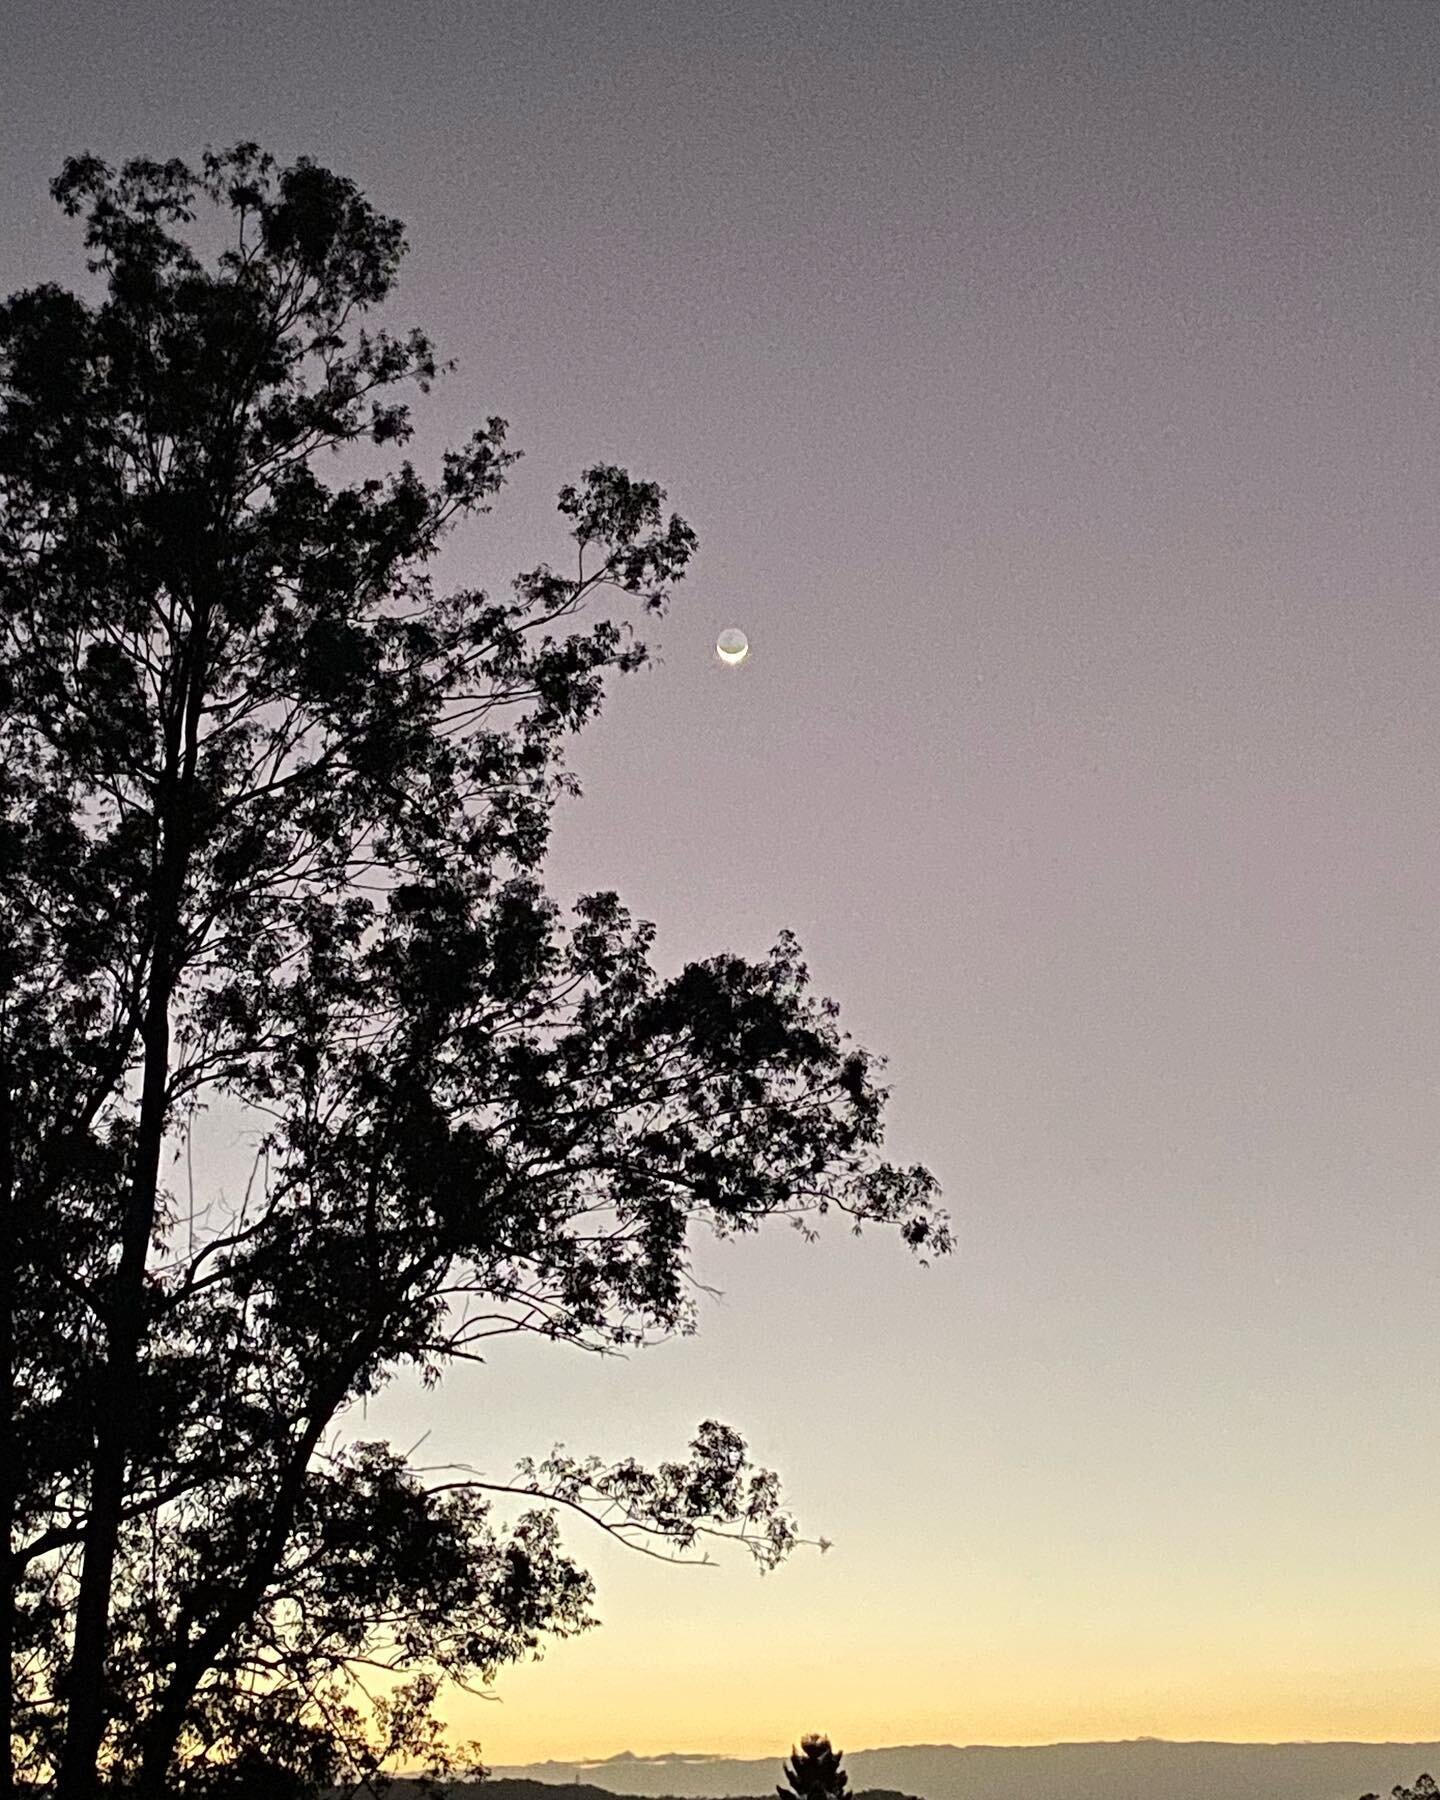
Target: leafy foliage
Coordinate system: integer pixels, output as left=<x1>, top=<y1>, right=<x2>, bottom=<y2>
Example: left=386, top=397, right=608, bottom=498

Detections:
left=2, top=142, right=948, bottom=1797
left=1361, top=1779, right=1439, bottom=1800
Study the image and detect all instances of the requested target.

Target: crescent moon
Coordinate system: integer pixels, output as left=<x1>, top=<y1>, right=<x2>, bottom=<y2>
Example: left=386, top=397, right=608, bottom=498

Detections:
left=716, top=628, right=749, bottom=665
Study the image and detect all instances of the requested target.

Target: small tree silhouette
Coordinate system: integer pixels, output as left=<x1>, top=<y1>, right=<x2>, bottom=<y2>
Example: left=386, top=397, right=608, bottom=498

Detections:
left=1359, top=1778, right=1438, bottom=1800
left=779, top=1736, right=850, bottom=1800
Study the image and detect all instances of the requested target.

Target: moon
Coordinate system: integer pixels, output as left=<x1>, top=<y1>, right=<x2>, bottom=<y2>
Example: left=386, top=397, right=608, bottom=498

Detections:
left=716, top=627, right=749, bottom=666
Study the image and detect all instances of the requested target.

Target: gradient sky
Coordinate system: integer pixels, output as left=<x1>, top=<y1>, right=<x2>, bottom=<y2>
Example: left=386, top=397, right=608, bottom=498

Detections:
left=6, top=0, right=1440, bottom=1764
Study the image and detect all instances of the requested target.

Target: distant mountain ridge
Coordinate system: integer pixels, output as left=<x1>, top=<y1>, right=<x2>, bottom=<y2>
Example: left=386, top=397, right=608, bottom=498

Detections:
left=486, top=1739, right=1440, bottom=1800
left=452, top=1783, right=916, bottom=1800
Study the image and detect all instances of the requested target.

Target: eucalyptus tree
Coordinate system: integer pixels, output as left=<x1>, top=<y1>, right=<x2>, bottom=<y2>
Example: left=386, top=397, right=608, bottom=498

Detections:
left=0, top=143, right=948, bottom=1798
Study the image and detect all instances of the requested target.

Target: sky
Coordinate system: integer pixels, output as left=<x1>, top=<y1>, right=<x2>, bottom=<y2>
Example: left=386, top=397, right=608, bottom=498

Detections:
left=5, top=0, right=1440, bottom=1765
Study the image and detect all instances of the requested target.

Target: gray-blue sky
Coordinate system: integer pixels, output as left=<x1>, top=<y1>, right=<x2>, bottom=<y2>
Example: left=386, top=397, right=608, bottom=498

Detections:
left=5, top=0, right=1440, bottom=1755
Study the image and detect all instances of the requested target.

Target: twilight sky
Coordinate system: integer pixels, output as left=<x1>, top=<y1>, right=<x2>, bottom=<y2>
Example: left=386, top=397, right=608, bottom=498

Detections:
left=6, top=0, right=1440, bottom=1763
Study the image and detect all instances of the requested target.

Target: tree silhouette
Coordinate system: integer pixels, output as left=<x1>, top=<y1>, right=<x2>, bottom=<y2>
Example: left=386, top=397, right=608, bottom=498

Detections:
left=779, top=1736, right=851, bottom=1800
left=1360, top=1778, right=1439, bottom=1800
left=2, top=143, right=949, bottom=1798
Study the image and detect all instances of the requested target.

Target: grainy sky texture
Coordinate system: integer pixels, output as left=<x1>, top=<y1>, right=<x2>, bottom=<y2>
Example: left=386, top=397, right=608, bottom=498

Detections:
left=5, top=0, right=1440, bottom=1762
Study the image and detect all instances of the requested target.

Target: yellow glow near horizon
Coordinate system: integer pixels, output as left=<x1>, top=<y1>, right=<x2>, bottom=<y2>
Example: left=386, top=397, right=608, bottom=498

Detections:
left=438, top=1633, right=1440, bottom=1766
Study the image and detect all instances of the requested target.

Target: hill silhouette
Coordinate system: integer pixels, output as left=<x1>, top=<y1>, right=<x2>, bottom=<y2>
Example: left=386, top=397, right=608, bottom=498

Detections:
left=481, top=1740, right=1440, bottom=1800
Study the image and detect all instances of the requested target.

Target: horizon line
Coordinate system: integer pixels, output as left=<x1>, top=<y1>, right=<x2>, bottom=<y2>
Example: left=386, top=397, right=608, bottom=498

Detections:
left=492, top=1735, right=1440, bottom=1766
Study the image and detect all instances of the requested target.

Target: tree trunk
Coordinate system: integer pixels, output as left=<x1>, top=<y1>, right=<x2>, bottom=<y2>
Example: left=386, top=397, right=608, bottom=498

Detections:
left=132, top=1370, right=361, bottom=1799
left=57, top=983, right=174, bottom=1799
left=58, top=601, right=209, bottom=1799
left=1, top=1006, right=17, bottom=1799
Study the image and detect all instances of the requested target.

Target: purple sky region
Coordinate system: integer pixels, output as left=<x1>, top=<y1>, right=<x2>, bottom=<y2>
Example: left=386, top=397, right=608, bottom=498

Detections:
left=4, top=0, right=1440, bottom=1759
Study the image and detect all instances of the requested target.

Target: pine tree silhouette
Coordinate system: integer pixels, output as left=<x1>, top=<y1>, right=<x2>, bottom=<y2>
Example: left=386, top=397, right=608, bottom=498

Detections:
left=779, top=1736, right=850, bottom=1800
